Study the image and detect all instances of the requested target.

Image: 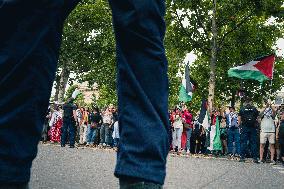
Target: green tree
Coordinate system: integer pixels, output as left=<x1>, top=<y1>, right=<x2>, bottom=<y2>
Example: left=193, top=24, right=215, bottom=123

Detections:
left=166, top=0, right=284, bottom=110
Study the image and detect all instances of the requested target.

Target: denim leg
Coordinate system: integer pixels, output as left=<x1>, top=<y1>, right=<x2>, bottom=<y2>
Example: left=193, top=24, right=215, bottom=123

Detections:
left=249, top=127, right=258, bottom=159
left=172, top=129, right=177, bottom=148
left=109, top=0, right=169, bottom=185
left=227, top=129, right=234, bottom=154
left=177, top=128, right=182, bottom=150
left=234, top=129, right=241, bottom=155
left=86, top=125, right=91, bottom=143
left=0, top=1, right=81, bottom=184
left=90, top=129, right=97, bottom=144
left=100, top=124, right=105, bottom=144
left=240, top=127, right=249, bottom=159
left=61, top=121, right=68, bottom=146
left=68, top=121, right=76, bottom=146
left=104, top=124, right=109, bottom=145
left=186, top=128, right=192, bottom=151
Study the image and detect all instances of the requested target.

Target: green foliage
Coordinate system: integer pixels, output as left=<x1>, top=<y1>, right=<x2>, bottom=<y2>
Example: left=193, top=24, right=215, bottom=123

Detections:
left=166, top=0, right=284, bottom=109
left=58, top=0, right=284, bottom=111
left=65, top=84, right=85, bottom=106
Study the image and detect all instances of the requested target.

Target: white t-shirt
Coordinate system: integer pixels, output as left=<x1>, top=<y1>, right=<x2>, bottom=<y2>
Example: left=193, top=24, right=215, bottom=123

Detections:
left=173, top=115, right=183, bottom=129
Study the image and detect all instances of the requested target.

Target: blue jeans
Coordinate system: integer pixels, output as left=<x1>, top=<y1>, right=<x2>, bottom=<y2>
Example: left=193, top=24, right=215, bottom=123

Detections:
left=186, top=128, right=192, bottom=151
left=0, top=0, right=169, bottom=185
left=240, top=126, right=258, bottom=160
left=0, top=0, right=81, bottom=183
left=86, top=125, right=97, bottom=144
left=227, top=128, right=240, bottom=155
left=100, top=123, right=110, bottom=145
left=61, top=119, right=76, bottom=147
left=114, top=138, right=119, bottom=147
left=109, top=0, right=169, bottom=185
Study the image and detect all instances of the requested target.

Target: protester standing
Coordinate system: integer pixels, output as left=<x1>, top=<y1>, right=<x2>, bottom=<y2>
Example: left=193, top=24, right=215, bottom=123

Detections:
left=75, top=105, right=83, bottom=143
left=259, top=101, right=277, bottom=164
left=220, top=116, right=228, bottom=155
left=171, top=108, right=183, bottom=154
left=277, top=110, right=284, bottom=166
left=100, top=105, right=113, bottom=147
left=239, top=98, right=259, bottom=163
left=226, top=107, right=240, bottom=156
left=78, top=107, right=87, bottom=144
left=48, top=105, right=63, bottom=143
left=86, top=107, right=102, bottom=146
left=61, top=98, right=77, bottom=148
left=42, top=106, right=51, bottom=143
left=182, top=106, right=193, bottom=154
left=112, top=121, right=120, bottom=148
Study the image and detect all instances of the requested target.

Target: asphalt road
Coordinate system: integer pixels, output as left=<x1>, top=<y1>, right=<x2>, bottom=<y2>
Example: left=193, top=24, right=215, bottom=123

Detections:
left=30, top=144, right=284, bottom=189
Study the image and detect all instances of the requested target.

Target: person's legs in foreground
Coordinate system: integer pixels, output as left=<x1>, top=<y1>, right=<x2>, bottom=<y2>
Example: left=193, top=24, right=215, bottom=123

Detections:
left=109, top=0, right=169, bottom=187
left=0, top=1, right=80, bottom=188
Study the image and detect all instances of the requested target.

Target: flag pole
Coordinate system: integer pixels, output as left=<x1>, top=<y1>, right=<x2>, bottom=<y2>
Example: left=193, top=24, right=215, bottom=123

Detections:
left=270, top=54, right=276, bottom=96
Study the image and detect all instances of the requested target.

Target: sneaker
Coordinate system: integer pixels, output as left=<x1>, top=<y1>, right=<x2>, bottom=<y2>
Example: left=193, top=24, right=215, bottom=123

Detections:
left=253, top=159, right=259, bottom=164
left=270, top=160, right=276, bottom=165
left=258, top=159, right=265, bottom=164
left=186, top=150, right=190, bottom=155
left=61, top=144, right=65, bottom=147
left=69, top=145, right=75, bottom=148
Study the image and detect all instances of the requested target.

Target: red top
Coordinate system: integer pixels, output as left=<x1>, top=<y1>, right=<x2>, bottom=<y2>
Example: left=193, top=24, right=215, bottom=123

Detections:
left=182, top=110, right=193, bottom=128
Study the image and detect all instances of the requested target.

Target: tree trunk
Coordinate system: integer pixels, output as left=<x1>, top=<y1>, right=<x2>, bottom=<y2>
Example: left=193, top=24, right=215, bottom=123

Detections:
left=208, top=0, right=217, bottom=113
left=53, top=74, right=61, bottom=102
left=58, top=65, right=70, bottom=103
left=231, top=90, right=236, bottom=108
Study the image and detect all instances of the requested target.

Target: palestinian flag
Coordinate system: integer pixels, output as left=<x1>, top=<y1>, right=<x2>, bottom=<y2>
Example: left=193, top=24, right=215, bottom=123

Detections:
left=179, top=64, right=196, bottom=102
left=198, top=99, right=210, bottom=131
left=213, top=117, right=222, bottom=151
left=228, top=54, right=275, bottom=83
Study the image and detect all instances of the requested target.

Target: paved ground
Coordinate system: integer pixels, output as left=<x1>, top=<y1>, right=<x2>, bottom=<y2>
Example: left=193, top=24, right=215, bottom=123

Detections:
left=30, top=144, right=284, bottom=189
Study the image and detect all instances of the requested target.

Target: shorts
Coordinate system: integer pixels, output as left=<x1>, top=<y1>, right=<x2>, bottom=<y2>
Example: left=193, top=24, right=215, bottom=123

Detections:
left=260, top=132, right=275, bottom=144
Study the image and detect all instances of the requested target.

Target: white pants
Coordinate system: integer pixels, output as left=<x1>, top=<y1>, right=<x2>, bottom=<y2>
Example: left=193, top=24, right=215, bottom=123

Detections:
left=172, top=128, right=183, bottom=150
left=79, top=124, right=88, bottom=144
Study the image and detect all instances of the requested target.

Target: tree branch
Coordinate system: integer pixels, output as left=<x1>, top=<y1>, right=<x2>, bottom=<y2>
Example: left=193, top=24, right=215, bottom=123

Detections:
left=171, top=9, right=211, bottom=56
left=219, top=12, right=254, bottom=50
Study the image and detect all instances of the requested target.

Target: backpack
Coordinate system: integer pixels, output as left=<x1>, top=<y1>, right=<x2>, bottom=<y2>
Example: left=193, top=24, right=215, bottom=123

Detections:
left=241, top=105, right=257, bottom=126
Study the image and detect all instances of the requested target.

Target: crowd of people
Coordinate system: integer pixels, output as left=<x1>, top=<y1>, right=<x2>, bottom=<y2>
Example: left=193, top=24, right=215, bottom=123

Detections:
left=169, top=98, right=284, bottom=165
left=42, top=98, right=119, bottom=149
left=42, top=97, right=284, bottom=166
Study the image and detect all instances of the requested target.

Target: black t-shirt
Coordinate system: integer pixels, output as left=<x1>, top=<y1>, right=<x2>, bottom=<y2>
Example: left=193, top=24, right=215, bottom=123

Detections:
left=88, top=112, right=102, bottom=124
left=63, top=103, right=76, bottom=120
left=239, top=104, right=259, bottom=126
